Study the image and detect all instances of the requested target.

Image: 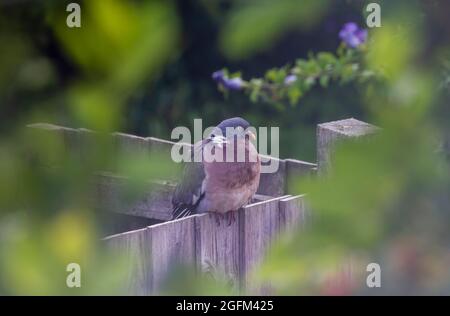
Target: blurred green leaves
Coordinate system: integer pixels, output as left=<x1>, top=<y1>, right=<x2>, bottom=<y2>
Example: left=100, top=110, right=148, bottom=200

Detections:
left=252, top=9, right=450, bottom=295
left=0, top=210, right=131, bottom=295
left=0, top=0, right=182, bottom=295
left=0, top=0, right=449, bottom=296
left=69, top=87, right=121, bottom=132
left=48, top=0, right=180, bottom=132
left=366, top=22, right=416, bottom=82
left=51, top=0, right=179, bottom=91
left=220, top=0, right=330, bottom=60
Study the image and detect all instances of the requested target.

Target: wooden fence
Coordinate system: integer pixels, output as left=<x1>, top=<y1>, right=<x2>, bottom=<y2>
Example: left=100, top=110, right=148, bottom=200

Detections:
left=28, top=117, right=376, bottom=295
left=103, top=194, right=307, bottom=295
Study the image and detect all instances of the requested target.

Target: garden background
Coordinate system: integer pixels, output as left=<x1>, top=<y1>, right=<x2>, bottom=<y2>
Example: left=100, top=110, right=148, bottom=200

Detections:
left=0, top=0, right=449, bottom=295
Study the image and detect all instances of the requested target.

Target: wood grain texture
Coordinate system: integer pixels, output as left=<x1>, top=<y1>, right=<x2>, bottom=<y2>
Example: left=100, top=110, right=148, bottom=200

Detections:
left=27, top=123, right=320, bottom=199
left=240, top=195, right=289, bottom=294
left=279, top=194, right=308, bottom=232
left=95, top=173, right=276, bottom=222
left=95, top=173, right=176, bottom=221
left=28, top=122, right=336, bottom=295
left=104, top=195, right=309, bottom=295
left=257, top=157, right=286, bottom=197
left=195, top=213, right=241, bottom=292
left=148, top=215, right=196, bottom=293
left=106, top=213, right=161, bottom=236
left=104, top=228, right=152, bottom=295
left=317, top=118, right=379, bottom=174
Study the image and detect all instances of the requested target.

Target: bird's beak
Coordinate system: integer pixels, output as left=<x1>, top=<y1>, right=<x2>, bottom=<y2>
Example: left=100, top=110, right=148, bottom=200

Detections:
left=246, top=130, right=256, bottom=141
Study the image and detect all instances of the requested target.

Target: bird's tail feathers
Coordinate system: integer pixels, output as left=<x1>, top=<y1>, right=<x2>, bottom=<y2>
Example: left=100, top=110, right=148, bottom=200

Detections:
left=172, top=193, right=205, bottom=220
left=172, top=204, right=195, bottom=220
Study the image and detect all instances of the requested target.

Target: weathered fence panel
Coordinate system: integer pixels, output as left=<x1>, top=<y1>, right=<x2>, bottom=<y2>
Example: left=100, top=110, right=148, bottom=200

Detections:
left=279, top=194, right=308, bottom=231
left=95, top=173, right=175, bottom=221
left=195, top=213, right=241, bottom=291
left=28, top=118, right=379, bottom=294
left=104, top=195, right=308, bottom=295
left=27, top=123, right=317, bottom=198
left=257, top=156, right=286, bottom=197
left=149, top=216, right=197, bottom=292
left=241, top=196, right=289, bottom=294
left=104, top=228, right=151, bottom=295
left=105, top=216, right=197, bottom=295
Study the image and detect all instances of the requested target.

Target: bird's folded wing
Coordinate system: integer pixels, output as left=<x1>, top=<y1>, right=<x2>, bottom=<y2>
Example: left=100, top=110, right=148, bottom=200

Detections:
left=172, top=142, right=206, bottom=219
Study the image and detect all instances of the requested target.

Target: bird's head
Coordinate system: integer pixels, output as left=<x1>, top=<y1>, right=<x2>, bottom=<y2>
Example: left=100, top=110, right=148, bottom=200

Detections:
left=208, top=117, right=256, bottom=146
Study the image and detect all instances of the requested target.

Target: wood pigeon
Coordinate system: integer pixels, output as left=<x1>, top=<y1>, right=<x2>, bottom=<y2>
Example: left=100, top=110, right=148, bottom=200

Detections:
left=172, top=117, right=261, bottom=225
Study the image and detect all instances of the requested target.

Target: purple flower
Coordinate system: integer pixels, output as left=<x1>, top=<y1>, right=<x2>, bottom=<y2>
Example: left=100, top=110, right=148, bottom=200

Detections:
left=223, top=77, right=244, bottom=90
left=284, top=74, right=297, bottom=86
left=212, top=70, right=226, bottom=84
left=212, top=70, right=244, bottom=90
left=339, top=22, right=368, bottom=48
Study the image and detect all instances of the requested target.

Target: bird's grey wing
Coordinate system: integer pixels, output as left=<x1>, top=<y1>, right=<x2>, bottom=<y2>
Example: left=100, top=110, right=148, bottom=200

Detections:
left=172, top=143, right=206, bottom=219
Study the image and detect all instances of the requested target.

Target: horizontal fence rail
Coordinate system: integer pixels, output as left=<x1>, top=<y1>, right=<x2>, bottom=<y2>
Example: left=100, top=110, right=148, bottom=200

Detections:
left=27, top=123, right=317, bottom=198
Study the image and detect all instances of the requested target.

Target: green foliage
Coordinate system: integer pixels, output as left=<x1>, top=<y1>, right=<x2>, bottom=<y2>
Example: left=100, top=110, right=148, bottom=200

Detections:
left=0, top=0, right=182, bottom=295
left=220, top=0, right=330, bottom=59
left=0, top=0, right=449, bottom=296
left=219, top=44, right=378, bottom=106
left=252, top=13, right=450, bottom=295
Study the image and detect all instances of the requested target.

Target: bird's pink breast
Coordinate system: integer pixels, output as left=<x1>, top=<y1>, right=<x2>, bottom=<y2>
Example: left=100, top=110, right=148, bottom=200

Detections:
left=199, top=140, right=261, bottom=213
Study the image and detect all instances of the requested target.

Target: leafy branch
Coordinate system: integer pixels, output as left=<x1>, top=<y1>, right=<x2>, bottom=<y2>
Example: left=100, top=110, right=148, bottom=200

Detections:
left=213, top=22, right=379, bottom=106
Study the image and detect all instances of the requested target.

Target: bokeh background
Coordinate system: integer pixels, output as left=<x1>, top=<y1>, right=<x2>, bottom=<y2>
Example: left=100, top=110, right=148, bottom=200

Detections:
left=0, top=0, right=449, bottom=295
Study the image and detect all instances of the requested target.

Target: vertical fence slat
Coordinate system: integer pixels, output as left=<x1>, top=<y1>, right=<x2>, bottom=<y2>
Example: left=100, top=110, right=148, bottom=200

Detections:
left=104, top=228, right=152, bottom=295
left=148, top=216, right=196, bottom=292
left=195, top=213, right=241, bottom=291
left=240, top=195, right=289, bottom=294
left=279, top=194, right=308, bottom=231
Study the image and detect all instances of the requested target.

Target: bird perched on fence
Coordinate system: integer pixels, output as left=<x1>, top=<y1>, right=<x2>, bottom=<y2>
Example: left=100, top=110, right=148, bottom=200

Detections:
left=172, top=117, right=261, bottom=225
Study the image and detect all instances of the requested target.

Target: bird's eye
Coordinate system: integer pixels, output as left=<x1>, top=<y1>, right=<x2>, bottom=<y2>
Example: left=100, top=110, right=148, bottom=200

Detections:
left=210, top=134, right=215, bottom=138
